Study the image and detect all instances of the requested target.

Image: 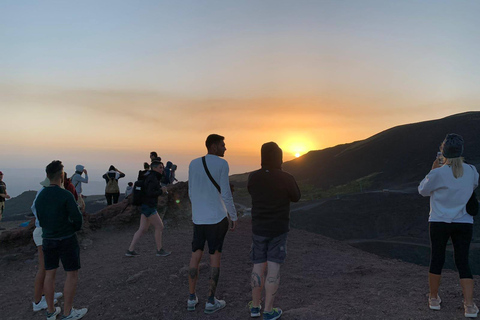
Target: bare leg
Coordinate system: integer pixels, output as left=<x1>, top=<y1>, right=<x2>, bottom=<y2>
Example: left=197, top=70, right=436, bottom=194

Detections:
left=461, top=278, right=475, bottom=306
left=429, top=273, right=441, bottom=299
left=34, top=246, right=46, bottom=303
left=128, top=214, right=149, bottom=251
left=208, top=251, right=222, bottom=299
left=264, top=261, right=281, bottom=312
left=148, top=213, right=164, bottom=251
left=251, top=262, right=267, bottom=307
left=63, top=270, right=79, bottom=316
left=44, top=269, right=57, bottom=313
left=189, top=250, right=203, bottom=295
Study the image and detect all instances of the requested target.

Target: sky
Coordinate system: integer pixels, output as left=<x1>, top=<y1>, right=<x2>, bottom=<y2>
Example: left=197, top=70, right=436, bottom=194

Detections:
left=1, top=0, right=480, bottom=197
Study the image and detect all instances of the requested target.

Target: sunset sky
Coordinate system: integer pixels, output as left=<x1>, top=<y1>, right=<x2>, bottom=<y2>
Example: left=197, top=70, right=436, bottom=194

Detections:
left=2, top=1, right=480, bottom=196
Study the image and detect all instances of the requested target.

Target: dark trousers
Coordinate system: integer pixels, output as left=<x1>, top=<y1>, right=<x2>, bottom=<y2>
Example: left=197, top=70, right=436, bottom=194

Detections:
left=429, top=222, right=473, bottom=278
left=105, top=192, right=120, bottom=206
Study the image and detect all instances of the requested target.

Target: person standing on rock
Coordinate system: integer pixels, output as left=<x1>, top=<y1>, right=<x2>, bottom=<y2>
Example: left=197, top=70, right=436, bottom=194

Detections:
left=125, top=159, right=171, bottom=257
left=187, top=134, right=237, bottom=314
left=36, top=160, right=87, bottom=320
left=70, top=165, right=88, bottom=213
left=0, top=171, right=11, bottom=224
left=419, top=133, right=479, bottom=318
left=247, top=142, right=301, bottom=320
left=102, top=165, right=125, bottom=205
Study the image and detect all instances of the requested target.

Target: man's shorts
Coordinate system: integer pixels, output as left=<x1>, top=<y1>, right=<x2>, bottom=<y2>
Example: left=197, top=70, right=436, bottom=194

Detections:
left=33, top=227, right=43, bottom=246
left=250, top=232, right=288, bottom=264
left=140, top=204, right=158, bottom=218
left=42, top=234, right=81, bottom=271
left=192, top=217, right=229, bottom=254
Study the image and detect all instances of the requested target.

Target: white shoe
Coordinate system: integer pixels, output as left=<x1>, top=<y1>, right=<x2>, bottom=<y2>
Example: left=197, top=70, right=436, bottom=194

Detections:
left=61, top=307, right=88, bottom=320
left=54, top=292, right=63, bottom=300
left=204, top=298, right=226, bottom=314
left=46, top=307, right=61, bottom=320
left=187, top=295, right=198, bottom=311
left=32, top=296, right=58, bottom=312
left=465, top=303, right=479, bottom=318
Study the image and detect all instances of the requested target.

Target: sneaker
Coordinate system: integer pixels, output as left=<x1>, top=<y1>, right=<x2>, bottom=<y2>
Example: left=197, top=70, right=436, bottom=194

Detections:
left=54, top=292, right=63, bottom=300
left=46, top=307, right=61, bottom=320
left=33, top=296, right=58, bottom=312
left=429, top=295, right=441, bottom=310
left=248, top=301, right=262, bottom=318
left=156, top=248, right=171, bottom=257
left=187, top=295, right=199, bottom=311
left=125, top=250, right=140, bottom=257
left=61, top=307, right=88, bottom=320
left=263, top=308, right=282, bottom=320
left=465, top=303, right=479, bottom=318
left=204, top=298, right=226, bottom=314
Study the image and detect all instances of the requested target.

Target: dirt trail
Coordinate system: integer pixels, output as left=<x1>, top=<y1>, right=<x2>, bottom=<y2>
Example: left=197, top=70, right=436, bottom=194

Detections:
left=0, top=217, right=478, bottom=320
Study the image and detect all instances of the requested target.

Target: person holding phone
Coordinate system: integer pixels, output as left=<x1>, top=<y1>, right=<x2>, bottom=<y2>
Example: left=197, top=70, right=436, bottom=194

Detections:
left=419, top=133, right=479, bottom=318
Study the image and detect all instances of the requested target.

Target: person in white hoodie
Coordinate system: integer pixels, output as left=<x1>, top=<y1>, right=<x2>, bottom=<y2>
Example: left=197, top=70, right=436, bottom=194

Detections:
left=71, top=165, right=88, bottom=213
left=419, top=133, right=479, bottom=318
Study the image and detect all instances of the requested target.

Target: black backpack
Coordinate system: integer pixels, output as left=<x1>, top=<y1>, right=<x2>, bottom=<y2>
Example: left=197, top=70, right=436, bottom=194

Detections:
left=130, top=179, right=145, bottom=206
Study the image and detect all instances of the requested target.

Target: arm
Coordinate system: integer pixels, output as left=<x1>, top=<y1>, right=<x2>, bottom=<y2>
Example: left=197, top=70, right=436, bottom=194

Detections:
left=220, top=162, right=237, bottom=221
left=66, top=193, right=83, bottom=231
left=418, top=169, right=439, bottom=196
left=144, top=176, right=164, bottom=198
left=288, top=175, right=301, bottom=202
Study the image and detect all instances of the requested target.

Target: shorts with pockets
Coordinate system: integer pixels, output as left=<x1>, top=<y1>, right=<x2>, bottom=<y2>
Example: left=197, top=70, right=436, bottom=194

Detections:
left=43, top=234, right=81, bottom=271
left=192, top=217, right=229, bottom=254
left=250, top=232, right=288, bottom=264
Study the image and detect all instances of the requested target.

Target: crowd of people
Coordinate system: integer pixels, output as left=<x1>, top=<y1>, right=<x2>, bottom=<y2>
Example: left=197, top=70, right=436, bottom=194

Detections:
left=0, top=133, right=478, bottom=319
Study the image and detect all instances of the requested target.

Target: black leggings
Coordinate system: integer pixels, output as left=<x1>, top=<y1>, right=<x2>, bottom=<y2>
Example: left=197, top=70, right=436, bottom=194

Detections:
left=105, top=192, right=120, bottom=206
left=429, top=222, right=473, bottom=279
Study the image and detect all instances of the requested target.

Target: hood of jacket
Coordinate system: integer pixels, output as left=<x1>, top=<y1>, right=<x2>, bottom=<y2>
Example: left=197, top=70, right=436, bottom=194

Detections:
left=75, top=165, right=85, bottom=173
left=261, top=142, right=283, bottom=170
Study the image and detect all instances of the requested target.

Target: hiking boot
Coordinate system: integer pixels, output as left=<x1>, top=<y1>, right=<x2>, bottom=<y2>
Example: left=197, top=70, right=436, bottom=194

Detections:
left=46, top=307, right=61, bottom=320
left=263, top=308, right=282, bottom=320
left=156, top=248, right=171, bottom=257
left=125, top=250, right=140, bottom=257
left=61, top=307, right=88, bottom=320
left=204, top=298, right=226, bottom=314
left=33, top=296, right=59, bottom=312
left=429, top=295, right=441, bottom=310
left=465, top=303, right=479, bottom=318
left=187, top=295, right=199, bottom=311
left=248, top=301, right=262, bottom=318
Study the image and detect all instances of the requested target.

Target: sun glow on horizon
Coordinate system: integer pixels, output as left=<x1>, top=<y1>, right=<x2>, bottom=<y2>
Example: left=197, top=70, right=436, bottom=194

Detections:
left=280, top=135, right=318, bottom=159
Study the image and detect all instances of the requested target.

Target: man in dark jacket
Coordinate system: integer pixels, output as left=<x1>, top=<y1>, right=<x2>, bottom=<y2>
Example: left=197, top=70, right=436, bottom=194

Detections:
left=36, top=160, right=88, bottom=320
left=125, top=159, right=171, bottom=257
left=247, top=142, right=301, bottom=320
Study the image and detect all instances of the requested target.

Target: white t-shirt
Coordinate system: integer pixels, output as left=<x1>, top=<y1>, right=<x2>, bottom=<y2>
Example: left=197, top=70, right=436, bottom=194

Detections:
left=188, top=154, right=237, bottom=225
left=418, top=163, right=479, bottom=223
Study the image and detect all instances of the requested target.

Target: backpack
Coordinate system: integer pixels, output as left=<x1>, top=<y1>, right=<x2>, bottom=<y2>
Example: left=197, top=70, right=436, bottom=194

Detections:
left=105, top=175, right=119, bottom=193
left=130, top=179, right=146, bottom=206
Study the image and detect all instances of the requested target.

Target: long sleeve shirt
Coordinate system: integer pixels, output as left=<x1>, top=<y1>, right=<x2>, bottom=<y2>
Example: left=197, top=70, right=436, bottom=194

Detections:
left=418, top=164, right=479, bottom=223
left=35, top=185, right=83, bottom=239
left=71, top=173, right=88, bottom=194
left=248, top=167, right=301, bottom=237
left=188, top=154, right=237, bottom=225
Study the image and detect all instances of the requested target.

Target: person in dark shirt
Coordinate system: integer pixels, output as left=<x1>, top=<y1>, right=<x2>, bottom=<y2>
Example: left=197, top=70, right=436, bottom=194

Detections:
left=247, top=142, right=301, bottom=320
left=36, top=160, right=87, bottom=320
left=125, top=159, right=171, bottom=257
left=137, top=162, right=150, bottom=180
left=102, top=165, right=126, bottom=205
left=0, top=171, right=11, bottom=223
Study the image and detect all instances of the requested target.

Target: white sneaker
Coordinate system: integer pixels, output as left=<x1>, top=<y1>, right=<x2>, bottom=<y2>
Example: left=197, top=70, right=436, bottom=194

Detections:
left=54, top=292, right=63, bottom=300
left=61, top=307, right=88, bottom=320
left=187, top=295, right=199, bottom=311
left=46, top=307, right=61, bottom=320
left=465, top=303, right=479, bottom=318
left=32, top=296, right=58, bottom=312
left=204, top=298, right=226, bottom=314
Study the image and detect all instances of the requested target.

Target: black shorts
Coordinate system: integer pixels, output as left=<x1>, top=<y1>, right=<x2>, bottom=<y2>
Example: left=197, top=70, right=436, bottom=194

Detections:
left=250, top=232, right=288, bottom=264
left=192, top=217, right=229, bottom=254
left=43, top=234, right=81, bottom=271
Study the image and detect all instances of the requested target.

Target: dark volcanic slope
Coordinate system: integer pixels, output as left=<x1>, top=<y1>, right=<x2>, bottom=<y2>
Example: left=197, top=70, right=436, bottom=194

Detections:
left=283, top=112, right=480, bottom=190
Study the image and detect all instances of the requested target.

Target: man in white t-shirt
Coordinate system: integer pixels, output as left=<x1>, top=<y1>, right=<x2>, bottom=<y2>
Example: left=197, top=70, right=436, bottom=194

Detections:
left=186, top=134, right=237, bottom=314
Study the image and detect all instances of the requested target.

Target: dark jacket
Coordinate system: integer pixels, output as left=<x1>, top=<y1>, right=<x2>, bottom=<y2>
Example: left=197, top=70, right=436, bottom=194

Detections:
left=143, top=170, right=164, bottom=207
left=248, top=142, right=301, bottom=237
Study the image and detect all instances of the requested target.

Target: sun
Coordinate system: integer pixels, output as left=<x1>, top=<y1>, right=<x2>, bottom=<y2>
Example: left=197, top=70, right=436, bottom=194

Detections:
left=281, top=135, right=317, bottom=159
left=295, top=153, right=301, bottom=158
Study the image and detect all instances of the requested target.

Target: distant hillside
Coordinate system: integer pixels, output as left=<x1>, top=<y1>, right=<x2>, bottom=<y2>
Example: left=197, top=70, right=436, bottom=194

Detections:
left=1, top=191, right=37, bottom=221
left=281, top=112, right=480, bottom=192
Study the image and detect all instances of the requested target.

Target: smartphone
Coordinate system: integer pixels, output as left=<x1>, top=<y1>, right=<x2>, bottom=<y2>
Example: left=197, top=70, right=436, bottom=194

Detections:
left=436, top=152, right=445, bottom=165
